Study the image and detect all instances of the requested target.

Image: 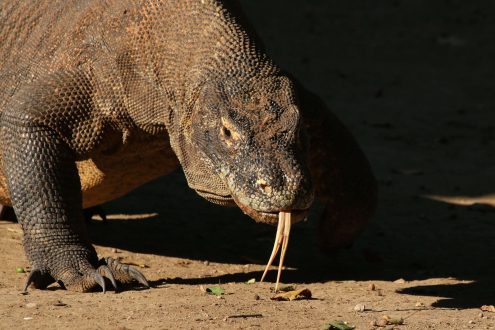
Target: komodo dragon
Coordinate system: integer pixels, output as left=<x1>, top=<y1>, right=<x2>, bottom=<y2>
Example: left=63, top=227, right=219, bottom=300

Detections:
left=0, top=0, right=377, bottom=292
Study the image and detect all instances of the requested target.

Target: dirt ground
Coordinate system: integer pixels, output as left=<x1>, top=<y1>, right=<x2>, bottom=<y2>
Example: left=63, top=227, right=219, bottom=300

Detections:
left=1, top=0, right=495, bottom=329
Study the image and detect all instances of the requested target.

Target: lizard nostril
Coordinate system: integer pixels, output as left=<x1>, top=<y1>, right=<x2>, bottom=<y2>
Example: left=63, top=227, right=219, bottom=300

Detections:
left=256, top=179, right=273, bottom=195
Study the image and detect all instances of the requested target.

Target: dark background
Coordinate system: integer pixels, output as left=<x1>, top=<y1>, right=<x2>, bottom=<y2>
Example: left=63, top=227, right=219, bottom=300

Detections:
left=91, top=0, right=495, bottom=308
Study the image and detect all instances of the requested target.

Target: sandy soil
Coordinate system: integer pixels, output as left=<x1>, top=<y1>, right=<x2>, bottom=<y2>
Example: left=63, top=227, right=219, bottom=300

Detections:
left=1, top=1, right=495, bottom=329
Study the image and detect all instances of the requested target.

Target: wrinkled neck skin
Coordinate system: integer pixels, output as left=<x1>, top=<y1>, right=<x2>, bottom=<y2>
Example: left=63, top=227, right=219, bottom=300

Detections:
left=129, top=0, right=314, bottom=224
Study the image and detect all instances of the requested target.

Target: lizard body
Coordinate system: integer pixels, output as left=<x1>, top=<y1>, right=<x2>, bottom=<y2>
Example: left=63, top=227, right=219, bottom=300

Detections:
left=0, top=0, right=376, bottom=291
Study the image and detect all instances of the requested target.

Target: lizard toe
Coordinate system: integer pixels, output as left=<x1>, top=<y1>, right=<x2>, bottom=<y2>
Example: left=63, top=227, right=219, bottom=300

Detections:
left=97, top=264, right=118, bottom=290
left=59, top=268, right=107, bottom=293
left=92, top=272, right=107, bottom=293
left=102, top=257, right=150, bottom=288
left=23, top=269, right=55, bottom=291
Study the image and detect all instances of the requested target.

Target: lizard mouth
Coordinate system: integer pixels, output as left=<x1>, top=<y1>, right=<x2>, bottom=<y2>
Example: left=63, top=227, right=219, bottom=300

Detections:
left=196, top=190, right=309, bottom=224
left=235, top=203, right=309, bottom=225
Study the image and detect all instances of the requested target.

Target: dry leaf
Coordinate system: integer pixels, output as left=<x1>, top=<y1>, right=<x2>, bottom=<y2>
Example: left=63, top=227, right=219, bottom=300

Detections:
left=271, top=288, right=312, bottom=301
left=481, top=305, right=495, bottom=312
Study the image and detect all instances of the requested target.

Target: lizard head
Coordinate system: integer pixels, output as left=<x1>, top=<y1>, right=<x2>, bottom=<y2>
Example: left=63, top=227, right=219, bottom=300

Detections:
left=189, top=75, right=315, bottom=225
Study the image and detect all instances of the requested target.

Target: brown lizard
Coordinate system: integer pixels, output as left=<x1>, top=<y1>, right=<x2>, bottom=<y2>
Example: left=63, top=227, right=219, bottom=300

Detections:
left=0, top=0, right=377, bottom=292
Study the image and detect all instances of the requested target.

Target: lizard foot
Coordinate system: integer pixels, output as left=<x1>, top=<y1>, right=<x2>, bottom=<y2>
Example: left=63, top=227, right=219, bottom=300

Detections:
left=23, top=257, right=148, bottom=293
left=24, top=266, right=113, bottom=293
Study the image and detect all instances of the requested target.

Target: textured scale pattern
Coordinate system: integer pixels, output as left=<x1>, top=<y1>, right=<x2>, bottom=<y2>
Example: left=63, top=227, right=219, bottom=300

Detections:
left=0, top=0, right=376, bottom=291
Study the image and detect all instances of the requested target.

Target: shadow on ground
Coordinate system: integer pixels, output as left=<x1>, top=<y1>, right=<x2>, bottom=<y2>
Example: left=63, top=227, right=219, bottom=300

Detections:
left=89, top=167, right=495, bottom=310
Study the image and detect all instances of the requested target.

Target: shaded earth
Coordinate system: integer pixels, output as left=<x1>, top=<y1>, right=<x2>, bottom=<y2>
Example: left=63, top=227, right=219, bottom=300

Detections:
left=1, top=0, right=495, bottom=329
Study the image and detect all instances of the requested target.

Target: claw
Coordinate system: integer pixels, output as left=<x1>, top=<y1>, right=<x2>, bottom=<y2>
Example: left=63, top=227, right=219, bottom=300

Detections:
left=92, top=272, right=106, bottom=293
left=103, top=257, right=150, bottom=288
left=97, top=265, right=118, bottom=290
left=127, top=267, right=150, bottom=288
left=23, top=269, right=42, bottom=292
left=23, top=268, right=54, bottom=291
left=260, top=211, right=292, bottom=292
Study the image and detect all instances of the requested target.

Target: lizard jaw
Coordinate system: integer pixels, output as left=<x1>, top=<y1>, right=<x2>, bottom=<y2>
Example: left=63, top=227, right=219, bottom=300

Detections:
left=196, top=189, right=309, bottom=224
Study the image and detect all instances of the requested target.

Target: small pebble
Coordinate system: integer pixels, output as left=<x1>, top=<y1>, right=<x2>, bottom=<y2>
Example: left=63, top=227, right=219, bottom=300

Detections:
left=25, top=303, right=37, bottom=309
left=415, top=302, right=424, bottom=307
left=203, top=261, right=210, bottom=266
left=469, top=320, right=474, bottom=324
left=478, top=313, right=484, bottom=318
left=354, top=303, right=366, bottom=312
left=394, top=278, right=406, bottom=284
left=368, top=283, right=376, bottom=291
left=23, top=317, right=33, bottom=320
left=254, top=294, right=260, bottom=300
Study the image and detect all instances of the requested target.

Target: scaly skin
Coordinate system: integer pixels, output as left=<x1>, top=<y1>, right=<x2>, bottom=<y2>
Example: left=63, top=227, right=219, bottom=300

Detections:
left=0, top=0, right=376, bottom=292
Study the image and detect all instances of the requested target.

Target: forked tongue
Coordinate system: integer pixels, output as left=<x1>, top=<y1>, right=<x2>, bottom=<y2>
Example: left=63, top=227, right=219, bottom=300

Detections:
left=260, top=211, right=291, bottom=292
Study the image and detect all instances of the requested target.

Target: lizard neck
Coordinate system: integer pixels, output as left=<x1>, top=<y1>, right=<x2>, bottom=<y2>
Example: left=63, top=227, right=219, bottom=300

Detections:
left=129, top=0, right=278, bottom=105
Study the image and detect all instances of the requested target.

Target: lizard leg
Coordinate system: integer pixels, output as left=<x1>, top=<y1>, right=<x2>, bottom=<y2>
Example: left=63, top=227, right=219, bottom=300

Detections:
left=0, top=204, right=105, bottom=223
left=1, top=114, right=146, bottom=292
left=296, top=80, right=377, bottom=254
